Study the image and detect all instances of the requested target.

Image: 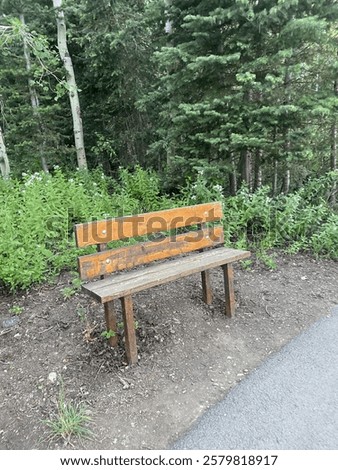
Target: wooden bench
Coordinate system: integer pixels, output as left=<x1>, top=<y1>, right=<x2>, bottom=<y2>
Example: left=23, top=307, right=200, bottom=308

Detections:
left=74, top=202, right=250, bottom=365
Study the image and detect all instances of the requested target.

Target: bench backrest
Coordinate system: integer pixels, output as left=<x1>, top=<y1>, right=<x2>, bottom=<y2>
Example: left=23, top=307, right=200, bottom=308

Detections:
left=75, top=202, right=224, bottom=281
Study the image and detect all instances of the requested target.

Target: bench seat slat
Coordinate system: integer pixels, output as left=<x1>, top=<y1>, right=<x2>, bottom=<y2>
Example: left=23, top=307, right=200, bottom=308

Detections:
left=82, top=247, right=250, bottom=303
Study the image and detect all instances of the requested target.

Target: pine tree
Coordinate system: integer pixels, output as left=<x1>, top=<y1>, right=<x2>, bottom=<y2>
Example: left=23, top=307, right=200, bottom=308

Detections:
left=65, top=0, right=156, bottom=172
left=144, top=0, right=338, bottom=192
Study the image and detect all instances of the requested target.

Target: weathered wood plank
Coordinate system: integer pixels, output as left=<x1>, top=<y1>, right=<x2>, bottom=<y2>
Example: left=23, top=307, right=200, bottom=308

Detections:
left=75, top=202, right=223, bottom=247
left=201, top=270, right=213, bottom=305
left=82, top=247, right=250, bottom=303
left=78, top=227, right=224, bottom=281
left=222, top=263, right=235, bottom=318
left=104, top=301, right=118, bottom=347
left=121, top=296, right=138, bottom=365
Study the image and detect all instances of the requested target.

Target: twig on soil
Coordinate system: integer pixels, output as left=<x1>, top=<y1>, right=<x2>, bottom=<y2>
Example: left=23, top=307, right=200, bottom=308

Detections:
left=0, top=329, right=11, bottom=336
left=40, top=326, right=54, bottom=334
left=265, top=305, right=273, bottom=317
left=82, top=322, right=98, bottom=343
left=116, top=374, right=131, bottom=390
left=94, top=361, right=105, bottom=381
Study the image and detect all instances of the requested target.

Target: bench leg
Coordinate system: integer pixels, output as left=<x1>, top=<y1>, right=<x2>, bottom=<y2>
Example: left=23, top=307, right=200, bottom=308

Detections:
left=201, top=270, right=213, bottom=305
left=222, top=263, right=235, bottom=318
left=104, top=301, right=118, bottom=348
left=121, top=295, right=138, bottom=365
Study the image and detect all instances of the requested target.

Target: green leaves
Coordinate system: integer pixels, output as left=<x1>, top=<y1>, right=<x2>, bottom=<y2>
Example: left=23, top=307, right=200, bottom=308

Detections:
left=0, top=167, right=175, bottom=290
left=280, top=17, right=328, bottom=46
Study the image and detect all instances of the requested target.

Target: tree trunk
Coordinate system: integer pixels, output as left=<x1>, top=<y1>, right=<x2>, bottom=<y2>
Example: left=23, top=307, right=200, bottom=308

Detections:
left=330, top=80, right=338, bottom=205
left=254, top=90, right=263, bottom=191
left=20, top=14, right=49, bottom=173
left=272, top=159, right=278, bottom=196
left=229, top=153, right=237, bottom=195
left=283, top=69, right=291, bottom=194
left=0, top=124, right=10, bottom=178
left=164, top=0, right=174, bottom=168
left=283, top=133, right=291, bottom=194
left=284, top=167, right=291, bottom=194
left=331, top=122, right=337, bottom=204
left=52, top=0, right=87, bottom=169
left=254, top=149, right=263, bottom=190
left=240, top=149, right=251, bottom=188
left=241, top=90, right=252, bottom=189
left=164, top=0, right=173, bottom=34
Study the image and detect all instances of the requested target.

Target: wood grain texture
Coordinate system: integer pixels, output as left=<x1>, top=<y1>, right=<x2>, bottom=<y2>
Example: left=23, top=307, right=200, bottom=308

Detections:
left=201, top=270, right=213, bottom=305
left=104, top=301, right=118, bottom=347
left=74, top=202, right=223, bottom=247
left=78, top=226, right=224, bottom=281
left=121, top=296, right=138, bottom=365
left=82, top=247, right=250, bottom=303
left=223, top=263, right=235, bottom=317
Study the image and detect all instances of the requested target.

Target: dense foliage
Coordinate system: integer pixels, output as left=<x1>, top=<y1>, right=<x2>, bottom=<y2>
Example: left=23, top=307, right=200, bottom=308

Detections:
left=1, top=0, right=337, bottom=184
left=0, top=167, right=337, bottom=290
left=0, top=166, right=175, bottom=289
left=0, top=1, right=337, bottom=290
left=143, top=0, right=338, bottom=190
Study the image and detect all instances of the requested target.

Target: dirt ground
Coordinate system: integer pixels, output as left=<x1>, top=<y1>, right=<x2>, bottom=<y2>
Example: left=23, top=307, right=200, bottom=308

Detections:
left=0, top=251, right=337, bottom=450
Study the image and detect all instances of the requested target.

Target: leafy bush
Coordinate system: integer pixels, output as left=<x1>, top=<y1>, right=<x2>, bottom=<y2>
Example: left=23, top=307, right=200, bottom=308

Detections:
left=179, top=169, right=225, bottom=206
left=0, top=166, right=174, bottom=290
left=0, top=167, right=337, bottom=291
left=179, top=171, right=338, bottom=258
left=117, top=165, right=161, bottom=212
left=310, top=213, right=338, bottom=258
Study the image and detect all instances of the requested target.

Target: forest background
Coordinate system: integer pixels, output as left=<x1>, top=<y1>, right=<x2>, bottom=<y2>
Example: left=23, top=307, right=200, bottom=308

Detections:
left=0, top=0, right=338, bottom=291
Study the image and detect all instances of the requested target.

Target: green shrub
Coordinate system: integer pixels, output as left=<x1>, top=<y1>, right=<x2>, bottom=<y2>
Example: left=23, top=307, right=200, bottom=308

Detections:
left=0, top=166, right=175, bottom=290
left=115, top=165, right=176, bottom=213
left=0, top=167, right=336, bottom=291
left=179, top=171, right=338, bottom=259
left=310, top=213, right=338, bottom=258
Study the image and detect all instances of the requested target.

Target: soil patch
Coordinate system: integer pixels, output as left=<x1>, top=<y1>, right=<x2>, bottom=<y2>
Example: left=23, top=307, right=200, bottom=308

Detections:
left=0, top=252, right=337, bottom=449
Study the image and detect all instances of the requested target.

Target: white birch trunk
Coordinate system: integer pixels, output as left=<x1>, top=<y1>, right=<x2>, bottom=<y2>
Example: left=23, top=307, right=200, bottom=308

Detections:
left=52, top=0, right=87, bottom=169
left=20, top=14, right=49, bottom=173
left=0, top=124, right=10, bottom=178
left=164, top=0, right=173, bottom=34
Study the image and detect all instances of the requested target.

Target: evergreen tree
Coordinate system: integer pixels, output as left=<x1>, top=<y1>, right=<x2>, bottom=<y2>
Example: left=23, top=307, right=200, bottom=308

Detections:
left=65, top=0, right=157, bottom=172
left=144, top=0, right=338, bottom=192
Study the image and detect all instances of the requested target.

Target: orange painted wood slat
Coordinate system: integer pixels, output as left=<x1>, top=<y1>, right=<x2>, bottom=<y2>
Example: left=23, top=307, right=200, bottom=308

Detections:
left=78, top=226, right=224, bottom=281
left=74, top=202, right=223, bottom=247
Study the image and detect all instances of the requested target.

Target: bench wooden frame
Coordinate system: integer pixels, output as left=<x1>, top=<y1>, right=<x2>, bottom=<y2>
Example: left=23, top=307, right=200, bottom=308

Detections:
left=75, top=202, right=250, bottom=365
